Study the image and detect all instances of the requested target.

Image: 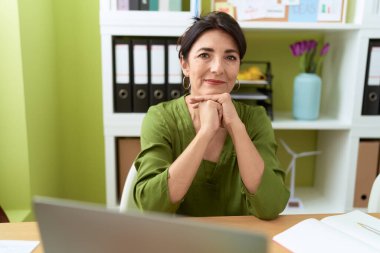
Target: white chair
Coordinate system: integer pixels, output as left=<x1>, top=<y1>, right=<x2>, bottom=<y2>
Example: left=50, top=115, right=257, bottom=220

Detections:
left=368, top=174, right=380, bottom=213
left=119, top=164, right=138, bottom=213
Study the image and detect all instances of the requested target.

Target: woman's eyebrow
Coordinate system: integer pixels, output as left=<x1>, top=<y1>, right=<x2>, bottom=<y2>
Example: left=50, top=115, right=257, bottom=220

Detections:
left=225, top=49, right=239, bottom=54
left=196, top=48, right=239, bottom=54
left=196, top=47, right=214, bottom=53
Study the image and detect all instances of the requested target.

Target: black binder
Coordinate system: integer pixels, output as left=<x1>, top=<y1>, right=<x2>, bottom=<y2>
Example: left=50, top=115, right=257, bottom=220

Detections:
left=129, top=0, right=139, bottom=10
left=132, top=39, right=150, bottom=112
left=113, top=37, right=133, bottom=112
left=362, top=39, right=380, bottom=115
left=149, top=39, right=167, bottom=106
left=167, top=39, right=183, bottom=100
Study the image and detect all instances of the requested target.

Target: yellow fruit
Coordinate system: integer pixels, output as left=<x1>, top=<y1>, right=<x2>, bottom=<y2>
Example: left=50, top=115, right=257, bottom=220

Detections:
left=237, top=72, right=249, bottom=80
left=247, top=66, right=265, bottom=80
left=238, top=66, right=265, bottom=80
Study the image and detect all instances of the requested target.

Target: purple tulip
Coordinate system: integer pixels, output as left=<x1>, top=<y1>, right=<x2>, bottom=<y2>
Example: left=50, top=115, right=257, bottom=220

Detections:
left=290, top=39, right=330, bottom=74
left=320, top=43, right=330, bottom=56
left=290, top=42, right=302, bottom=56
left=300, top=40, right=308, bottom=54
left=308, top=40, right=318, bottom=51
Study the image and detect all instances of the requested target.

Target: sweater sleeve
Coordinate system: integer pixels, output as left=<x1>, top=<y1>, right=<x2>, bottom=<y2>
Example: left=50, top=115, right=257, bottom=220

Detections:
left=241, top=106, right=290, bottom=220
left=133, top=105, right=181, bottom=213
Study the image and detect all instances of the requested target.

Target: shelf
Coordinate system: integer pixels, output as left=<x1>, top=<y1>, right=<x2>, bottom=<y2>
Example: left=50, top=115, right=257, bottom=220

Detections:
left=272, top=112, right=351, bottom=130
left=231, top=92, right=268, bottom=100
left=100, top=10, right=195, bottom=36
left=100, top=10, right=195, bottom=26
left=239, top=21, right=361, bottom=31
left=282, top=187, right=344, bottom=215
left=100, top=11, right=361, bottom=35
left=240, top=80, right=269, bottom=86
left=103, top=111, right=351, bottom=134
left=103, top=113, right=145, bottom=136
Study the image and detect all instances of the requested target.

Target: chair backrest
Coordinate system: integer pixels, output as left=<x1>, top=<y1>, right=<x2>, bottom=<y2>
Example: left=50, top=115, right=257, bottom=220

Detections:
left=368, top=174, right=380, bottom=212
left=0, top=206, right=9, bottom=223
left=119, top=164, right=138, bottom=213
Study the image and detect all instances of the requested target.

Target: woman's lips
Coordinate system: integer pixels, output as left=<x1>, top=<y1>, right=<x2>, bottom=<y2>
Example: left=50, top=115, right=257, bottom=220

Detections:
left=204, top=79, right=226, bottom=85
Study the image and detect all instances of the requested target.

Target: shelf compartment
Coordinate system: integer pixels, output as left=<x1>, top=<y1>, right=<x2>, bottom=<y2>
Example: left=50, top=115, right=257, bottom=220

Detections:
left=103, top=112, right=351, bottom=132
left=282, top=187, right=344, bottom=214
left=272, top=112, right=351, bottom=130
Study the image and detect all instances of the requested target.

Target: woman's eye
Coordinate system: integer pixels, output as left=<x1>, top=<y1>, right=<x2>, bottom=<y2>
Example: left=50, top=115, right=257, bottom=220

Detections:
left=198, top=53, right=209, bottom=59
left=226, top=55, right=237, bottom=61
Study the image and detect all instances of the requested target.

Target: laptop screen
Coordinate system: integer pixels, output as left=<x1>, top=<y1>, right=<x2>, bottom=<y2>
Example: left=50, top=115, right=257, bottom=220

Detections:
left=33, top=197, right=267, bottom=253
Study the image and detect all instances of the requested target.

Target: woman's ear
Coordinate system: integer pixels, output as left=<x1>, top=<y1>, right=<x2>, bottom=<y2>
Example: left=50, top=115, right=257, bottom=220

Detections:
left=180, top=55, right=189, bottom=77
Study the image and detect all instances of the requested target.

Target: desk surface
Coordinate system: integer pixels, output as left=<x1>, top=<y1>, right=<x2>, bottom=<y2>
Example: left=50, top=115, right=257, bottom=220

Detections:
left=1, top=213, right=380, bottom=253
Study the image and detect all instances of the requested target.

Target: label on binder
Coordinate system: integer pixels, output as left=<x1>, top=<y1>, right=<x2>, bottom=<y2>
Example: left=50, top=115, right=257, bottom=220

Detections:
left=115, top=44, right=130, bottom=84
left=151, top=44, right=165, bottom=84
left=133, top=44, right=148, bottom=84
left=168, top=44, right=182, bottom=84
left=368, top=47, right=380, bottom=86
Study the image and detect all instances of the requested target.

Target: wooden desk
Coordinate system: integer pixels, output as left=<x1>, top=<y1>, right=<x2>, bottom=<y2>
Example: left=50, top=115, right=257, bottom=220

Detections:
left=1, top=213, right=379, bottom=253
left=0, top=222, right=43, bottom=253
left=193, top=213, right=380, bottom=253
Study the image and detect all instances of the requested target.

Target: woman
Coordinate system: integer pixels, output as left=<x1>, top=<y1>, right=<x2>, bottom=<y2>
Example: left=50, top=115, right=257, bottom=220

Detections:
left=133, top=11, right=289, bottom=219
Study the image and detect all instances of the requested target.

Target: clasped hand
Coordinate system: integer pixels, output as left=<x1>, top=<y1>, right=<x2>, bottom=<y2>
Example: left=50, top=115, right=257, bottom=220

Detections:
left=188, top=93, right=240, bottom=133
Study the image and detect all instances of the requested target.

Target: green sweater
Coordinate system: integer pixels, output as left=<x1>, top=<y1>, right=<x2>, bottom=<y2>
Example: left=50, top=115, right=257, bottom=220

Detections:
left=134, top=96, right=289, bottom=219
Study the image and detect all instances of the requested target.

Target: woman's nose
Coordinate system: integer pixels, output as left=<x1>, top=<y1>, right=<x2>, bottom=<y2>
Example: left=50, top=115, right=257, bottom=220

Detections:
left=210, top=58, right=223, bottom=74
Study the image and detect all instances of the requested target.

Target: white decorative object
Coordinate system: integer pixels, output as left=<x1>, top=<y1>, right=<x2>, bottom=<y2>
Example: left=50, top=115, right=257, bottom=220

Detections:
left=280, top=139, right=321, bottom=209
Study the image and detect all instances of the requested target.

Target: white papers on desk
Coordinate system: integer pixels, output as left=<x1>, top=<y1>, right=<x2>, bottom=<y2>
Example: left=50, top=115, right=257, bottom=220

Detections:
left=0, top=240, right=39, bottom=253
left=273, top=211, right=380, bottom=253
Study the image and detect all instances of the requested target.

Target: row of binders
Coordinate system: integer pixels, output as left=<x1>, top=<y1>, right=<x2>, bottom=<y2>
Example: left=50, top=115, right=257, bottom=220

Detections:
left=117, top=0, right=182, bottom=11
left=362, top=39, right=380, bottom=115
left=113, top=36, right=184, bottom=112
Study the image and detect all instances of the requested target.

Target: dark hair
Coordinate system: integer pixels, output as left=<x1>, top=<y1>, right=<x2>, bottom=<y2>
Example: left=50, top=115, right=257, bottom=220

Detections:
left=178, top=11, right=246, bottom=61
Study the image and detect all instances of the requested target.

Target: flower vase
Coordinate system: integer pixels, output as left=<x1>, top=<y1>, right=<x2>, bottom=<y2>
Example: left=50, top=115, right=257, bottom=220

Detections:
left=292, top=73, right=322, bottom=120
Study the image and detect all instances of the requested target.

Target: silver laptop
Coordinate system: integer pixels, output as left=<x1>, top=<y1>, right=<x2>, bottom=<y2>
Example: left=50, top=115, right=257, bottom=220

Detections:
left=33, top=197, right=267, bottom=253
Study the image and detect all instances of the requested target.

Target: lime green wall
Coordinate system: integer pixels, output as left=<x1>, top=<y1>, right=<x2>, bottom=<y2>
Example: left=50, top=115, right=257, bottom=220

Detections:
left=52, top=0, right=105, bottom=203
left=18, top=0, right=61, bottom=205
left=0, top=0, right=105, bottom=221
left=275, top=131, right=318, bottom=186
left=0, top=0, right=32, bottom=220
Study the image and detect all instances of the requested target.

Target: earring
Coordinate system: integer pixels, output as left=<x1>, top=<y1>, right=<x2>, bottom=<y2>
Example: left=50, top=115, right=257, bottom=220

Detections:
left=182, top=76, right=191, bottom=90
left=234, top=79, right=240, bottom=91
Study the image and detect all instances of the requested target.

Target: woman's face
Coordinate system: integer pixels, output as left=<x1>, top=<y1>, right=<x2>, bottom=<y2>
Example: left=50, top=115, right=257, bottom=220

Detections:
left=180, top=29, right=240, bottom=96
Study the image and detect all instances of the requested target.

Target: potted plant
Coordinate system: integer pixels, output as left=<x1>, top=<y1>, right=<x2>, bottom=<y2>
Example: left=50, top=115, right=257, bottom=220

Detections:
left=290, top=40, right=330, bottom=120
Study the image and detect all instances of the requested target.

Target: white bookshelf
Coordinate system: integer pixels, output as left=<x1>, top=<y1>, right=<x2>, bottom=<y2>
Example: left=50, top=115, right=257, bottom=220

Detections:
left=100, top=0, right=380, bottom=213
